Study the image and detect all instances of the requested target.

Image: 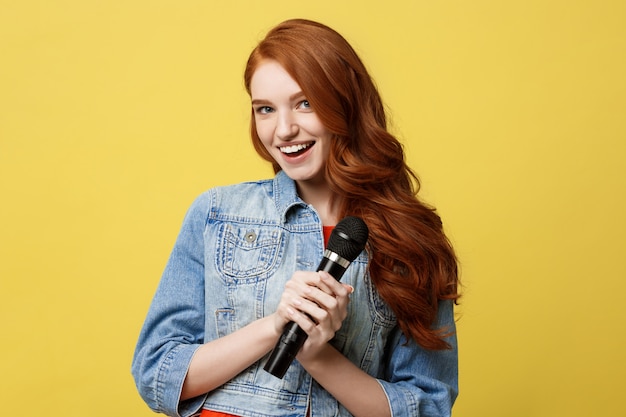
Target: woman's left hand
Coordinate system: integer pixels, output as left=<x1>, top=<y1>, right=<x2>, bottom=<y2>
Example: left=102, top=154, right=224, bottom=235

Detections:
left=277, top=270, right=354, bottom=357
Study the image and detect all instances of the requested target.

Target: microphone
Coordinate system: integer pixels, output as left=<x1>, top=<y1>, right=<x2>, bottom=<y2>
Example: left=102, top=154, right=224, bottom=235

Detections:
left=263, top=216, right=369, bottom=378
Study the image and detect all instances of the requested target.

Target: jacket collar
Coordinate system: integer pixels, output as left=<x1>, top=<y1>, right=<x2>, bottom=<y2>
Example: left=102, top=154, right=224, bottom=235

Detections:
left=273, top=171, right=308, bottom=223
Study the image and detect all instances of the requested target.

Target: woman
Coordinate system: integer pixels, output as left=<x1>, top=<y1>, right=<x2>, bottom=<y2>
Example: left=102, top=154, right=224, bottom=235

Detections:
left=132, top=19, right=460, bottom=417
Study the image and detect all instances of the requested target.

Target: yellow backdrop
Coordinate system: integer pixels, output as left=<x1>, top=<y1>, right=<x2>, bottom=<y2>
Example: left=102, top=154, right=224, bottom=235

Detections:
left=1, top=1, right=624, bottom=416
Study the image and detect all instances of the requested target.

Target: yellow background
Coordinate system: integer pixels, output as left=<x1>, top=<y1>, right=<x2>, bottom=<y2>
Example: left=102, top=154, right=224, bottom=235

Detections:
left=1, top=1, right=624, bottom=416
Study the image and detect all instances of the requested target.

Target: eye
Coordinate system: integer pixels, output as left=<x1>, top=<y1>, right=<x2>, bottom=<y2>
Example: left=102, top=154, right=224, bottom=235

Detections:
left=297, top=100, right=311, bottom=110
left=254, top=105, right=274, bottom=115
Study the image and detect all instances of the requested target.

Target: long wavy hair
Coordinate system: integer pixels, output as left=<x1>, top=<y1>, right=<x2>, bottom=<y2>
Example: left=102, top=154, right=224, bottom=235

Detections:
left=244, top=19, right=459, bottom=350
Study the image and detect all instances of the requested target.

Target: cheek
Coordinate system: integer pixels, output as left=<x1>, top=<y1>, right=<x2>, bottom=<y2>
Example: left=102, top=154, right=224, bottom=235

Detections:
left=255, top=119, right=274, bottom=145
left=304, top=116, right=330, bottom=138
left=317, top=133, right=334, bottom=162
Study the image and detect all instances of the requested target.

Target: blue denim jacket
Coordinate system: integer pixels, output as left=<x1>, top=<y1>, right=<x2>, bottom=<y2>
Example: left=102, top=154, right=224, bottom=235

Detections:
left=132, top=171, right=458, bottom=417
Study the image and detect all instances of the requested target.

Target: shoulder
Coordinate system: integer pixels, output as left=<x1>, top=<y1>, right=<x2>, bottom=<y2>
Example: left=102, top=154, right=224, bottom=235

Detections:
left=214, top=179, right=274, bottom=198
left=188, top=179, right=279, bottom=224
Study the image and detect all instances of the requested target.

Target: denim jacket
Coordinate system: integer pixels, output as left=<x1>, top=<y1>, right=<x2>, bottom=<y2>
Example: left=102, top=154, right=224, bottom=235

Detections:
left=132, top=171, right=458, bottom=417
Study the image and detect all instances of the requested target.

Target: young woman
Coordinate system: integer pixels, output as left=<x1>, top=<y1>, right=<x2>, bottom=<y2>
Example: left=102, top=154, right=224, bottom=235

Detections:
left=132, top=19, right=460, bottom=417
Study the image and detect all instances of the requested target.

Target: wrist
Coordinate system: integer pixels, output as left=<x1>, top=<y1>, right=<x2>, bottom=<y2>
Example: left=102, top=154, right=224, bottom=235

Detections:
left=265, top=312, right=285, bottom=340
left=297, top=342, right=335, bottom=370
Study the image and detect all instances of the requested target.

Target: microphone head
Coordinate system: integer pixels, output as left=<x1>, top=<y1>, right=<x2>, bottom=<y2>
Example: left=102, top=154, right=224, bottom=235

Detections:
left=327, top=216, right=369, bottom=262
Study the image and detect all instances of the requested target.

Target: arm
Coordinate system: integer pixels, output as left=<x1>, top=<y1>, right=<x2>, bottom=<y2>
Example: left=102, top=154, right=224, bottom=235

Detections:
left=180, top=314, right=282, bottom=400
left=299, top=345, right=391, bottom=417
left=285, top=273, right=457, bottom=417
left=131, top=193, right=211, bottom=416
left=281, top=272, right=391, bottom=417
left=131, top=193, right=290, bottom=416
left=378, top=300, right=459, bottom=417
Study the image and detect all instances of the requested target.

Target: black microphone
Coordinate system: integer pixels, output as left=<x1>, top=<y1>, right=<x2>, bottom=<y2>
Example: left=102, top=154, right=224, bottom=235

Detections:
left=263, top=216, right=369, bottom=378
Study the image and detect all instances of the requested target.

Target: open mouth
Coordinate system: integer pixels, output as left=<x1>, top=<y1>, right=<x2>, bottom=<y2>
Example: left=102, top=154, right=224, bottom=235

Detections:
left=279, top=141, right=314, bottom=157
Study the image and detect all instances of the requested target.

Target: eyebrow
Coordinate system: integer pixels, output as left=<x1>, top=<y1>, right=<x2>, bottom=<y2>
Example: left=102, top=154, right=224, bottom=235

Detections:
left=251, top=91, right=306, bottom=106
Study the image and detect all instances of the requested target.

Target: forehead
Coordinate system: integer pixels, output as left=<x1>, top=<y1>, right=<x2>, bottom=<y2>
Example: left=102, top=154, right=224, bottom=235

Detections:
left=250, top=60, right=302, bottom=99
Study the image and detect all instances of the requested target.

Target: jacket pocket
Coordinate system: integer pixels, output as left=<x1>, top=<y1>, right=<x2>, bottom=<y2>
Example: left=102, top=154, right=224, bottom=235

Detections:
left=216, top=223, right=284, bottom=283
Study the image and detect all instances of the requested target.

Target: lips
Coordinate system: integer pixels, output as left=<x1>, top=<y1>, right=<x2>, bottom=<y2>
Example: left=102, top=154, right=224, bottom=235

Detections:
left=279, top=141, right=314, bottom=156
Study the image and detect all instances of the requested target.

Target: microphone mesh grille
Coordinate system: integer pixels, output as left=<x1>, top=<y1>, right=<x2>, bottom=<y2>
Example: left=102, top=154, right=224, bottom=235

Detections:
left=327, top=216, right=369, bottom=262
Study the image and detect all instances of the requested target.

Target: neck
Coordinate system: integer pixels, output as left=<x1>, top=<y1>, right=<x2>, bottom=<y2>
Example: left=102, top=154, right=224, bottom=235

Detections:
left=296, top=181, right=341, bottom=226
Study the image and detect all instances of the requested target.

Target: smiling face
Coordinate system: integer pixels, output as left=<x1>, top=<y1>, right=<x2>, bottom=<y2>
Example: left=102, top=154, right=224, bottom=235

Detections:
left=250, top=60, right=332, bottom=193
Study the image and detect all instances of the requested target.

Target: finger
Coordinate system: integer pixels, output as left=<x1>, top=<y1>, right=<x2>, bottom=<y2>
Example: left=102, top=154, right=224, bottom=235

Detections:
left=301, top=284, right=339, bottom=311
left=286, top=301, right=318, bottom=332
left=286, top=271, right=325, bottom=295
left=318, top=272, right=353, bottom=299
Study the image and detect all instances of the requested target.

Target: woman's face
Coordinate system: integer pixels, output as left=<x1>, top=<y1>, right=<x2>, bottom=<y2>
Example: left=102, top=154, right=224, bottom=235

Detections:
left=250, top=60, right=332, bottom=190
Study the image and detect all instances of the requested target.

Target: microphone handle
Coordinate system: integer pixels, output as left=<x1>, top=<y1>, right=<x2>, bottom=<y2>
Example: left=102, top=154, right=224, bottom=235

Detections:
left=317, top=256, right=348, bottom=280
left=263, top=257, right=348, bottom=378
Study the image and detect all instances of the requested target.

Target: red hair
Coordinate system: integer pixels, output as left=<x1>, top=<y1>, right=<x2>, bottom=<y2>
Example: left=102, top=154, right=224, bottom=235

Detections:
left=244, top=19, right=459, bottom=350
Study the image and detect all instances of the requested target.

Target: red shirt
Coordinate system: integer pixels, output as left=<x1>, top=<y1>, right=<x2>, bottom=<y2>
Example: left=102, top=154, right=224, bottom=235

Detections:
left=200, top=411, right=236, bottom=417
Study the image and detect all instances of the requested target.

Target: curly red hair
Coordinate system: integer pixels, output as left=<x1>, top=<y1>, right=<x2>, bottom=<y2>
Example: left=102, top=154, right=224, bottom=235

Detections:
left=244, top=19, right=459, bottom=350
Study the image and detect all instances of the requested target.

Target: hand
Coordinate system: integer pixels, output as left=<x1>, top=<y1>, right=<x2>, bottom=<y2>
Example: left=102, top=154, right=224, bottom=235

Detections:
left=275, top=271, right=354, bottom=357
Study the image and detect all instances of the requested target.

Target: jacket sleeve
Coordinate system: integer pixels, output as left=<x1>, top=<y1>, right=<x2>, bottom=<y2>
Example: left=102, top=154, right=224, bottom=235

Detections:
left=377, top=300, right=459, bottom=417
left=131, top=192, right=211, bottom=417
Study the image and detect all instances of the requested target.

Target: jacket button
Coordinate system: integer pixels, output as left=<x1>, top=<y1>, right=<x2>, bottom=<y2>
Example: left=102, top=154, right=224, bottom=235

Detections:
left=245, top=231, right=257, bottom=243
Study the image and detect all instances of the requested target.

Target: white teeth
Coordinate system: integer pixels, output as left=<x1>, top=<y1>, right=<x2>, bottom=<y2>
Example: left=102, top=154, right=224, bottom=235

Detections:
left=280, top=142, right=312, bottom=154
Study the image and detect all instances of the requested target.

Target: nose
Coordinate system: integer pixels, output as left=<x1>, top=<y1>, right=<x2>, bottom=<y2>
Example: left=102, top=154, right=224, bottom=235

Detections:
left=275, top=110, right=299, bottom=140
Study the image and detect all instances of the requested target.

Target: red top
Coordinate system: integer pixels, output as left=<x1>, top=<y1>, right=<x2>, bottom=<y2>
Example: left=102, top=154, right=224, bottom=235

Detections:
left=200, top=411, right=236, bottom=417
left=323, top=225, right=334, bottom=246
